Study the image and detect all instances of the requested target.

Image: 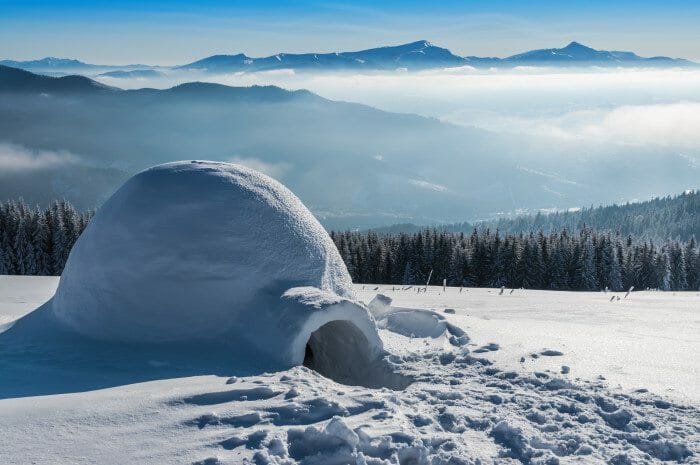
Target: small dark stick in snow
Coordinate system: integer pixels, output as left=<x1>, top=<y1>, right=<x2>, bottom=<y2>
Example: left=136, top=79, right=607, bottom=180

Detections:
left=509, top=288, right=514, bottom=294
left=610, top=295, right=616, bottom=302
left=625, top=286, right=634, bottom=298
left=499, top=286, right=505, bottom=295
left=425, top=269, right=433, bottom=291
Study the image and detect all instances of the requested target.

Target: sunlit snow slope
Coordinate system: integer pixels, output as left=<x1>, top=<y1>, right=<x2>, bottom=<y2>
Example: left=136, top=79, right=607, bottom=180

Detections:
left=356, top=284, right=700, bottom=404
left=0, top=277, right=698, bottom=464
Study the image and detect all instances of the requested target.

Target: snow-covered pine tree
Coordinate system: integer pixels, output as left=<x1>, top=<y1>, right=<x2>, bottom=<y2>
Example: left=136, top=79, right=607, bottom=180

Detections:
left=608, top=241, right=623, bottom=292
left=579, top=235, right=599, bottom=291
left=33, top=208, right=52, bottom=276
left=659, top=249, right=672, bottom=291
left=668, top=241, right=688, bottom=290
left=13, top=214, right=35, bottom=275
left=685, top=238, right=699, bottom=290
left=548, top=237, right=569, bottom=290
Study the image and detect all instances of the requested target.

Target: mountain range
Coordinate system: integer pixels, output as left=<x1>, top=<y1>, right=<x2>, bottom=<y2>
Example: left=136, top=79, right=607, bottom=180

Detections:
left=1, top=41, right=695, bottom=76
left=1, top=64, right=697, bottom=229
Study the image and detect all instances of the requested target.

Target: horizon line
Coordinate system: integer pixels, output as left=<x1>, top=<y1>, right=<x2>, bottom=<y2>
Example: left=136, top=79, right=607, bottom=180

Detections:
left=1, top=39, right=696, bottom=66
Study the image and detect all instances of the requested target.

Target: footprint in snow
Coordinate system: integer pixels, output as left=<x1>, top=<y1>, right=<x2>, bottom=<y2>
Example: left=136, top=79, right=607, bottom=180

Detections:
left=540, top=349, right=564, bottom=356
left=473, top=342, right=500, bottom=353
left=179, top=387, right=280, bottom=406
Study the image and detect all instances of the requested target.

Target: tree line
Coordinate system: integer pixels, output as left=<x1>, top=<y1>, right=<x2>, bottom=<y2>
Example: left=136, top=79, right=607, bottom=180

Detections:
left=1, top=198, right=699, bottom=291
left=0, top=199, right=92, bottom=275
left=330, top=228, right=700, bottom=291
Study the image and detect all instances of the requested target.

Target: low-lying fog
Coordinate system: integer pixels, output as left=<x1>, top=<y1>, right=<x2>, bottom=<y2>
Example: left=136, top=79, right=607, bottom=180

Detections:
left=97, top=67, right=700, bottom=153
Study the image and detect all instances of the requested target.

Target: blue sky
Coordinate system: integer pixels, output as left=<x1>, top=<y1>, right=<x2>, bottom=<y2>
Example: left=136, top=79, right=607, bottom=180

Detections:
left=1, top=0, right=699, bottom=64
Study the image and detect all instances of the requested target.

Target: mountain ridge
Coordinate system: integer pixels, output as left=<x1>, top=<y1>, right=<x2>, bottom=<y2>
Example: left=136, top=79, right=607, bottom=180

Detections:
left=0, top=65, right=317, bottom=102
left=0, top=57, right=155, bottom=72
left=3, top=41, right=695, bottom=75
left=0, top=64, right=116, bottom=93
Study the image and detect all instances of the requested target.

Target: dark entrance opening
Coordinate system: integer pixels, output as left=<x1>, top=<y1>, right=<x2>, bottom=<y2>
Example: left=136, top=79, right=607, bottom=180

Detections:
left=302, top=320, right=412, bottom=390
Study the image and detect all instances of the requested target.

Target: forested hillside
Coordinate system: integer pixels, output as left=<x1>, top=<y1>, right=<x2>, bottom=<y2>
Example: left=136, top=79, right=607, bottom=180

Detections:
left=373, top=191, right=700, bottom=243
left=481, top=191, right=699, bottom=242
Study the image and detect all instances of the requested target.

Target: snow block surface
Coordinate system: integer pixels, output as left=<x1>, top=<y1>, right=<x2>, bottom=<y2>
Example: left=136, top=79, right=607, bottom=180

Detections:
left=52, top=161, right=381, bottom=370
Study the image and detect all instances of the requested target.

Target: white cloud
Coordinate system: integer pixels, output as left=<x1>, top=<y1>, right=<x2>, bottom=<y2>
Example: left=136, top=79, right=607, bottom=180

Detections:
left=452, top=102, right=700, bottom=150
left=227, top=156, right=290, bottom=179
left=575, top=102, right=700, bottom=148
left=0, top=143, right=79, bottom=171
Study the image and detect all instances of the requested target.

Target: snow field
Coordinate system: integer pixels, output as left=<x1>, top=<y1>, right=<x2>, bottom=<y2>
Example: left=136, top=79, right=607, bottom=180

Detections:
left=357, top=284, right=700, bottom=404
left=1, top=276, right=698, bottom=464
left=0, top=275, right=58, bottom=325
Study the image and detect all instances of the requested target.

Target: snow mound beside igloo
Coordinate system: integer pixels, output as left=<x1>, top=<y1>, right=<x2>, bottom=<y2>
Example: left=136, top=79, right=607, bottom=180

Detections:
left=51, top=161, right=384, bottom=374
left=368, top=294, right=469, bottom=346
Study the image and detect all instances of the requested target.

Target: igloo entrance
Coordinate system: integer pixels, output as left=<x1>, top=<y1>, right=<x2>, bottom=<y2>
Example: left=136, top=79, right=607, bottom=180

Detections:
left=302, top=320, right=412, bottom=390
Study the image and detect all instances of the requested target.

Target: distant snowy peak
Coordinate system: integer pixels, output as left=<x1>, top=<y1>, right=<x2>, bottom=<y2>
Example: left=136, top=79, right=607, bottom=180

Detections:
left=508, top=41, right=601, bottom=61
left=0, top=57, right=91, bottom=70
left=504, top=41, right=694, bottom=67
left=179, top=40, right=467, bottom=72
left=179, top=53, right=254, bottom=71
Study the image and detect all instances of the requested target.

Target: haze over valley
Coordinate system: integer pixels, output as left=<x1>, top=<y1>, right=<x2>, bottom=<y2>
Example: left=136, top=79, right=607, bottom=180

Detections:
left=1, top=43, right=698, bottom=229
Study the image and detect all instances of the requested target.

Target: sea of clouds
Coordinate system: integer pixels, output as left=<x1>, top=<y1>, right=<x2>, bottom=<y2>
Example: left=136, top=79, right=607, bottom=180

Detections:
left=96, top=67, right=700, bottom=154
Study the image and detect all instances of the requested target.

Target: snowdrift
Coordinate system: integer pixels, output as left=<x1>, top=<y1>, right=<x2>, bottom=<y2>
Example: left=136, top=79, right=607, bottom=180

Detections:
left=368, top=294, right=469, bottom=346
left=50, top=161, right=397, bottom=386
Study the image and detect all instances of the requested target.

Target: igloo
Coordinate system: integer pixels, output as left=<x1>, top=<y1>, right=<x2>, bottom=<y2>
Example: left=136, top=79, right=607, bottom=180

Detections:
left=52, top=161, right=402, bottom=387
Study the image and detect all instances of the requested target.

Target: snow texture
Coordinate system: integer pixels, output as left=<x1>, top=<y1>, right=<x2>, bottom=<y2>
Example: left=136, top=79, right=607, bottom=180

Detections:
left=48, top=161, right=384, bottom=374
left=0, top=278, right=698, bottom=464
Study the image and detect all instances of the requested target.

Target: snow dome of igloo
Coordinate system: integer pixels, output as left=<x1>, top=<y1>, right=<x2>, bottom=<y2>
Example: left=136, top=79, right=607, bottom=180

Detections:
left=52, top=161, right=388, bottom=383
